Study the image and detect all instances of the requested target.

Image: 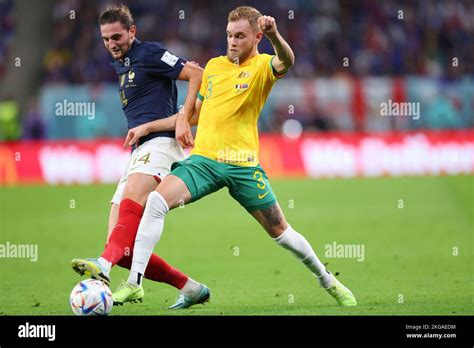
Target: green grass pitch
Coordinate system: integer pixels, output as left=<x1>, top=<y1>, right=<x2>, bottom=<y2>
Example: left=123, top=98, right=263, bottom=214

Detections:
left=0, top=176, right=472, bottom=315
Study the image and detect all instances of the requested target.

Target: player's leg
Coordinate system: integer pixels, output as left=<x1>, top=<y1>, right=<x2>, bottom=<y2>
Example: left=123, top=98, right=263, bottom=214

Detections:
left=115, top=155, right=225, bottom=306
left=112, top=174, right=198, bottom=305
left=106, top=202, right=120, bottom=243
left=228, top=164, right=356, bottom=306
left=124, top=173, right=192, bottom=286
left=101, top=172, right=157, bottom=266
left=72, top=139, right=199, bottom=296
left=101, top=137, right=177, bottom=269
left=71, top=172, right=155, bottom=284
left=251, top=203, right=356, bottom=306
left=71, top=170, right=127, bottom=284
left=250, top=202, right=331, bottom=282
left=105, top=195, right=193, bottom=293
left=128, top=155, right=226, bottom=286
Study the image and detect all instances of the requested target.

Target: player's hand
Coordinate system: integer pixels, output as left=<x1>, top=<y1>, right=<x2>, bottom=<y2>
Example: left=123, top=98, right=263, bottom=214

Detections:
left=258, top=15, right=277, bottom=36
left=175, top=115, right=194, bottom=148
left=123, top=124, right=149, bottom=149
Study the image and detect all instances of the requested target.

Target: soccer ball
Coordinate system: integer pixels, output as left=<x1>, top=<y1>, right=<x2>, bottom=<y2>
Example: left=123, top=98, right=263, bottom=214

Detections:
left=70, top=279, right=113, bottom=316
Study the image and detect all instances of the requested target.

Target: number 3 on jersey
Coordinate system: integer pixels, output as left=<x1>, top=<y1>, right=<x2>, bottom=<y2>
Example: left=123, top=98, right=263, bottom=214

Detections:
left=206, top=81, right=212, bottom=99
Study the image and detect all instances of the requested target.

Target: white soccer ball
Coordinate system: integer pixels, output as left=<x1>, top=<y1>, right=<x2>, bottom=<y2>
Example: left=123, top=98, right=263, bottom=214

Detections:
left=70, top=279, right=113, bottom=316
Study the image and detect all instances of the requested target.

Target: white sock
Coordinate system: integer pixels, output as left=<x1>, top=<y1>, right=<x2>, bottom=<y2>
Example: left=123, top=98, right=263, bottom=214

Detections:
left=97, top=257, right=111, bottom=275
left=273, top=225, right=334, bottom=288
left=128, top=191, right=169, bottom=286
left=180, top=277, right=202, bottom=297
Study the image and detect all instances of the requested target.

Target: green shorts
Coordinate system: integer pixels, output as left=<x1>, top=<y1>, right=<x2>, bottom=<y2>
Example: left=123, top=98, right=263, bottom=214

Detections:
left=170, top=154, right=277, bottom=212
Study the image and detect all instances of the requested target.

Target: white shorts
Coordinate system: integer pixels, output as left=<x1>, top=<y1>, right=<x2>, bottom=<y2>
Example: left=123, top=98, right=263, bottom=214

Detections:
left=111, top=137, right=186, bottom=204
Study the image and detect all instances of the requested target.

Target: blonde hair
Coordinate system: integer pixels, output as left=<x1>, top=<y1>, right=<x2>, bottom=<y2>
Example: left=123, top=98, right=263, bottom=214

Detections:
left=228, top=6, right=262, bottom=32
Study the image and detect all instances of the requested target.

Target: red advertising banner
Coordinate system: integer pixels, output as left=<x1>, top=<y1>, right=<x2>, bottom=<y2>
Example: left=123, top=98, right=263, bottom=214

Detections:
left=0, top=131, right=473, bottom=185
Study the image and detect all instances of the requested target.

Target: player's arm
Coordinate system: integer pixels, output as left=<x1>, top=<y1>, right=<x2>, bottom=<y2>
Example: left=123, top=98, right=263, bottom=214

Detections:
left=189, top=97, right=202, bottom=127
left=123, top=96, right=202, bottom=149
left=123, top=115, right=178, bottom=149
left=123, top=62, right=202, bottom=149
left=175, top=62, right=203, bottom=148
left=258, top=15, right=295, bottom=75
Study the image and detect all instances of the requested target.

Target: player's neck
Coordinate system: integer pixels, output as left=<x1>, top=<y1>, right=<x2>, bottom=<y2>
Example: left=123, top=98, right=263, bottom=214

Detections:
left=246, top=49, right=259, bottom=62
left=234, top=49, right=259, bottom=65
left=119, top=38, right=136, bottom=63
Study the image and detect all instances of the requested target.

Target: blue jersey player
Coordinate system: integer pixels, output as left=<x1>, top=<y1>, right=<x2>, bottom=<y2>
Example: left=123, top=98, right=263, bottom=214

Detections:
left=71, top=4, right=210, bottom=309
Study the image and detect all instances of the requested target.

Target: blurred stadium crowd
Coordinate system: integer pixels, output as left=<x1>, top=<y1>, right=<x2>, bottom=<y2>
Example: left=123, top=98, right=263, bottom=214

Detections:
left=0, top=0, right=14, bottom=80
left=0, top=0, right=473, bottom=140
left=40, top=0, right=474, bottom=82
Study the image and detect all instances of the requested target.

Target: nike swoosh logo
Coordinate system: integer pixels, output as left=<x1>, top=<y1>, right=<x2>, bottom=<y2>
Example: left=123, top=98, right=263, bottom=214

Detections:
left=258, top=192, right=270, bottom=199
left=208, top=74, right=219, bottom=78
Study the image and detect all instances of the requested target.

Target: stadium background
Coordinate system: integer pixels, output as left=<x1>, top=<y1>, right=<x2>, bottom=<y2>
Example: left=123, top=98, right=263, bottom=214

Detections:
left=0, top=0, right=473, bottom=316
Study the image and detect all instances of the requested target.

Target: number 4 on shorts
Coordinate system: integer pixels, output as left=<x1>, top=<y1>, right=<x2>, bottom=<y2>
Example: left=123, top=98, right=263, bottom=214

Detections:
left=138, top=153, right=151, bottom=165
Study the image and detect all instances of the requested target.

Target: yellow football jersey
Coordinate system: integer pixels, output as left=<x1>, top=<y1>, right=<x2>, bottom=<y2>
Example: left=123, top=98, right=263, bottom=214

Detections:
left=191, top=53, right=283, bottom=167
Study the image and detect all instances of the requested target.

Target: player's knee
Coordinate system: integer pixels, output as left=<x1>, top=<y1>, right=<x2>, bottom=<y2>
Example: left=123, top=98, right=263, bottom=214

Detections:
left=157, top=174, right=192, bottom=209
left=266, top=221, right=289, bottom=238
left=123, top=174, right=158, bottom=205
left=124, top=193, right=145, bottom=205
left=122, top=186, right=149, bottom=205
left=146, top=191, right=169, bottom=218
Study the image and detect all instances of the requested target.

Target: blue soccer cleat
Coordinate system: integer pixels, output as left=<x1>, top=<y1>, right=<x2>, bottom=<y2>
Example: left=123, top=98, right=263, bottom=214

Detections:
left=168, top=284, right=211, bottom=309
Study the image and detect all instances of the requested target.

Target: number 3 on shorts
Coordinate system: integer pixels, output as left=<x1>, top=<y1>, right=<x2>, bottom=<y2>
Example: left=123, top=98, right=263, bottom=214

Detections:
left=253, top=170, right=266, bottom=190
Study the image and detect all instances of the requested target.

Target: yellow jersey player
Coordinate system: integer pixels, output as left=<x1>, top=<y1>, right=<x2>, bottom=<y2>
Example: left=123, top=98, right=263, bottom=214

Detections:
left=113, top=6, right=356, bottom=308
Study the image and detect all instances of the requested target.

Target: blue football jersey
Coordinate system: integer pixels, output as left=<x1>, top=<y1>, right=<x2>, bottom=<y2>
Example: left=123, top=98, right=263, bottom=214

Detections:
left=111, top=38, right=186, bottom=144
